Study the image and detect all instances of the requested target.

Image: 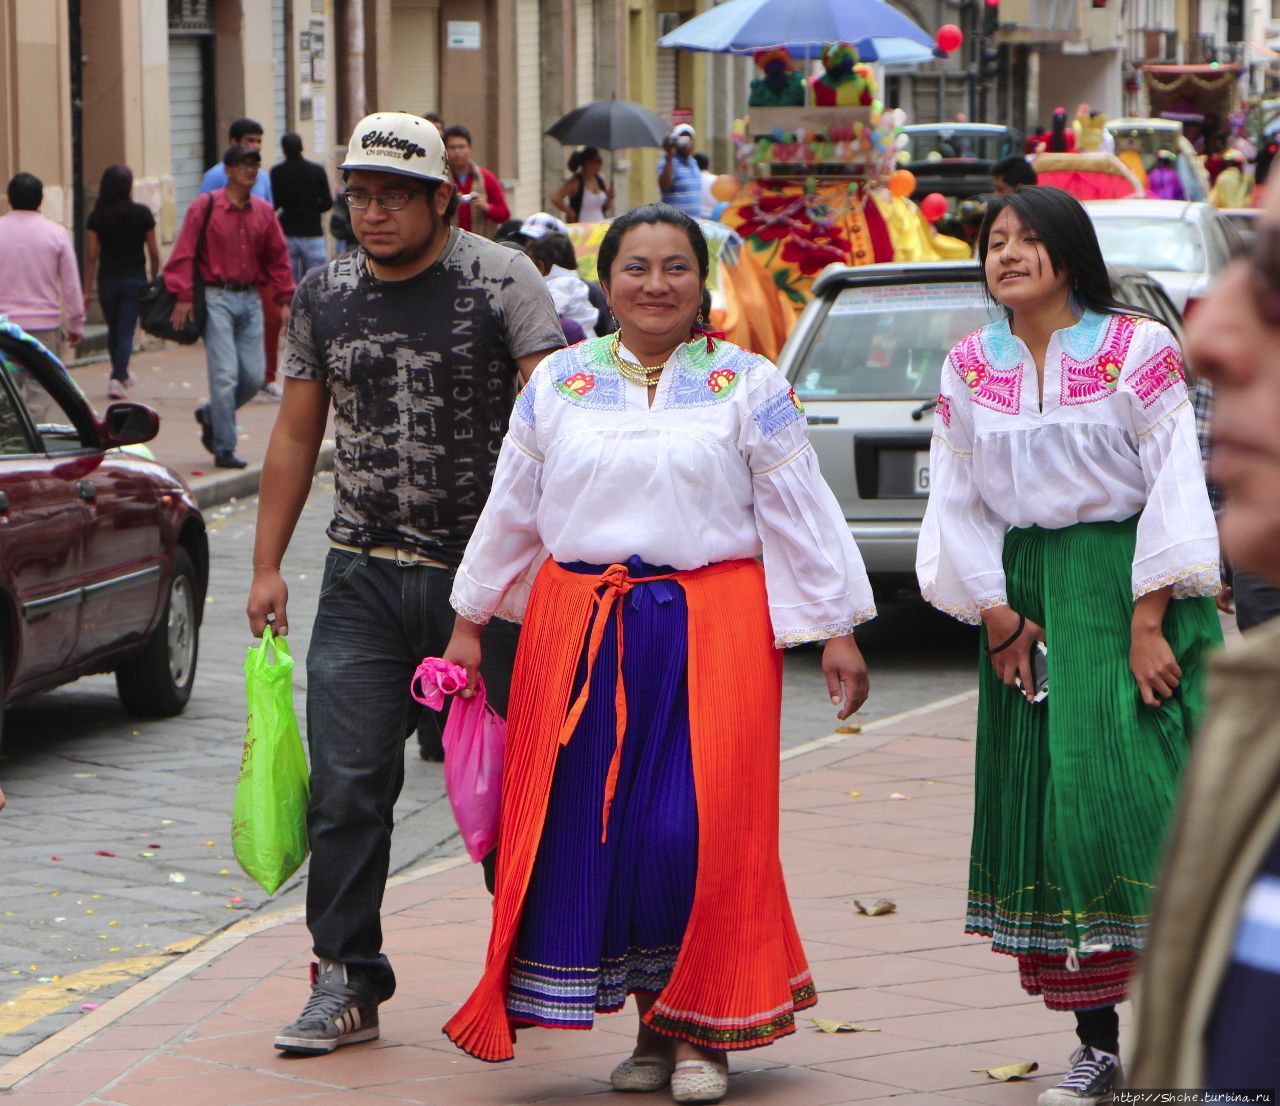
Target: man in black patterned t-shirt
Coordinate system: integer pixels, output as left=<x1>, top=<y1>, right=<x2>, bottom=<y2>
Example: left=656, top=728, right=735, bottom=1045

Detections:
left=246, top=113, right=562, bottom=1057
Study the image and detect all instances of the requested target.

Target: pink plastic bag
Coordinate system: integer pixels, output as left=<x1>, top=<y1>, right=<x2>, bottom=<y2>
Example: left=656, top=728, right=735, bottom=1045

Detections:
left=411, top=658, right=506, bottom=862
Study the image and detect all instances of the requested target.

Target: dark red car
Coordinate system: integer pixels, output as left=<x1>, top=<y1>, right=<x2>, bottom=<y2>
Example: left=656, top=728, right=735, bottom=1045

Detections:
left=0, top=322, right=207, bottom=742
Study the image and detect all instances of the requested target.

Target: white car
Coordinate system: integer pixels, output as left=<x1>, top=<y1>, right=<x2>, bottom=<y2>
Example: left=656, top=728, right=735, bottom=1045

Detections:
left=1084, top=199, right=1243, bottom=316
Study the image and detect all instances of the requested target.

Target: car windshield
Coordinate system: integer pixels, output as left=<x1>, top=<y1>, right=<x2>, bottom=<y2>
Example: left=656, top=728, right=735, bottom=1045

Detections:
left=795, top=282, right=1002, bottom=399
left=1091, top=217, right=1205, bottom=274
left=908, top=131, right=1011, bottom=161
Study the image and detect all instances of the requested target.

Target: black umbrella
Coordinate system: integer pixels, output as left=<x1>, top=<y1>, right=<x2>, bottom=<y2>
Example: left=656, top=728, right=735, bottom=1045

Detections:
left=545, top=97, right=669, bottom=150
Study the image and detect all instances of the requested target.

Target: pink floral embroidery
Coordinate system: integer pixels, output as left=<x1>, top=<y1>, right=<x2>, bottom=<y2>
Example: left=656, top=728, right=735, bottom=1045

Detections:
left=1125, top=344, right=1184, bottom=408
left=1060, top=315, right=1138, bottom=406
left=952, top=333, right=1021, bottom=415
left=936, top=393, right=952, bottom=429
left=561, top=371, right=596, bottom=397
left=707, top=368, right=737, bottom=394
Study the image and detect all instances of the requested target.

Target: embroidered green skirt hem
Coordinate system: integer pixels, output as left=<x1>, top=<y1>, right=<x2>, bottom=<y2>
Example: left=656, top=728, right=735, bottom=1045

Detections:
left=965, top=516, right=1221, bottom=959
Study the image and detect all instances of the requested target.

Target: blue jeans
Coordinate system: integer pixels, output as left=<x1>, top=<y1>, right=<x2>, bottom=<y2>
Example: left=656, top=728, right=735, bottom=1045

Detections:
left=304, top=548, right=520, bottom=999
left=203, top=288, right=264, bottom=454
left=97, top=276, right=146, bottom=381
left=287, top=236, right=328, bottom=283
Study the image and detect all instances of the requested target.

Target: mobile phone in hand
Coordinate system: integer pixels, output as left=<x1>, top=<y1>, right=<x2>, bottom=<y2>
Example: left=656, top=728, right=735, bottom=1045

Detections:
left=1014, top=640, right=1049, bottom=703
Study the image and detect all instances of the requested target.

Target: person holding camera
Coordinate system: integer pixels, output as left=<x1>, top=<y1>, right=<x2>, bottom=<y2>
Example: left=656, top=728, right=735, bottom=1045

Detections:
left=444, top=125, right=510, bottom=239
left=658, top=123, right=703, bottom=218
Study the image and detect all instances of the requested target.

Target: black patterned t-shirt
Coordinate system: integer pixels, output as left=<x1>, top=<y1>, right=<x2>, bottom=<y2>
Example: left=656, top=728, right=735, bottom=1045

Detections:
left=283, top=229, right=564, bottom=566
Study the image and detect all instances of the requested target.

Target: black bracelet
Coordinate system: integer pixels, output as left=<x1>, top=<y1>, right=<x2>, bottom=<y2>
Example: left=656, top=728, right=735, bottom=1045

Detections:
left=985, top=613, right=1025, bottom=657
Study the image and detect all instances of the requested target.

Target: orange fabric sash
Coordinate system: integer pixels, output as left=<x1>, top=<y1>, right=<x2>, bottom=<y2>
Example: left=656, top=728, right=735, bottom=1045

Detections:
left=443, top=558, right=816, bottom=1062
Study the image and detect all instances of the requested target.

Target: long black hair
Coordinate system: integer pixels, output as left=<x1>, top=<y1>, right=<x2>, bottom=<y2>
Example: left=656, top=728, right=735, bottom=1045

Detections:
left=91, top=164, right=135, bottom=223
left=978, top=186, right=1147, bottom=319
left=596, top=203, right=709, bottom=289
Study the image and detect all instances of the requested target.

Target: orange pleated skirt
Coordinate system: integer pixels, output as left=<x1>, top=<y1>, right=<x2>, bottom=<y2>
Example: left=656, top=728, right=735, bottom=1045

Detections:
left=443, top=557, right=815, bottom=1061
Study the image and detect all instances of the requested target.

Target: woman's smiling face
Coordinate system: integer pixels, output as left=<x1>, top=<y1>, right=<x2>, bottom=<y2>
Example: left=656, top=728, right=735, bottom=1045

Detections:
left=984, top=207, right=1072, bottom=312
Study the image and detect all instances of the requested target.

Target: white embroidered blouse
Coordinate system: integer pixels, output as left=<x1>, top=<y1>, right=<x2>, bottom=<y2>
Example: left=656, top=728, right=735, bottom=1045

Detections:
left=450, top=336, right=877, bottom=647
left=917, top=309, right=1220, bottom=624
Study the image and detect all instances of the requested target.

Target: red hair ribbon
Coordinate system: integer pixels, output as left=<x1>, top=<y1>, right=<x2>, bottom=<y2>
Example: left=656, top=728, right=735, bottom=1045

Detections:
left=690, top=323, right=727, bottom=354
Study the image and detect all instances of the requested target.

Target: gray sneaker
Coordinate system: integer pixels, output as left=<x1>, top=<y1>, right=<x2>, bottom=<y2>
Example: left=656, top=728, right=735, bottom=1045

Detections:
left=274, top=959, right=380, bottom=1054
left=1037, top=1046, right=1121, bottom=1105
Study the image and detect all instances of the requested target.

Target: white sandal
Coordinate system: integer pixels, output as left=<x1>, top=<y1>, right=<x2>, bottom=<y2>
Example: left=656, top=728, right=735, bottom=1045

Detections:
left=610, top=1055, right=675, bottom=1092
left=670, top=1057, right=729, bottom=1104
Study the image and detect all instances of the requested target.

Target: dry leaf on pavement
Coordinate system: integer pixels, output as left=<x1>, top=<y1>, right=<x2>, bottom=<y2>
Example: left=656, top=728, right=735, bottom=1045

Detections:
left=854, top=899, right=897, bottom=917
left=811, top=1017, right=879, bottom=1033
left=971, top=1061, right=1039, bottom=1081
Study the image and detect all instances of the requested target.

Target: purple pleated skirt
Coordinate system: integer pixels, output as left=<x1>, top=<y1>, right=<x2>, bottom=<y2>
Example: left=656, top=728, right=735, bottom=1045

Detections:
left=506, top=557, right=699, bottom=1030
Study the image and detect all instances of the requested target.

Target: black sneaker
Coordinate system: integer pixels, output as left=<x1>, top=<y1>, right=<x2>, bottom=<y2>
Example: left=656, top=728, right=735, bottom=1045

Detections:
left=214, top=451, right=248, bottom=469
left=274, top=959, right=380, bottom=1054
left=1037, top=1046, right=1121, bottom=1105
left=194, top=405, right=214, bottom=456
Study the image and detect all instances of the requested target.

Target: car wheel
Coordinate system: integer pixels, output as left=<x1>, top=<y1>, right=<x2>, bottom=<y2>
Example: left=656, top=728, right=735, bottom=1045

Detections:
left=115, top=547, right=199, bottom=717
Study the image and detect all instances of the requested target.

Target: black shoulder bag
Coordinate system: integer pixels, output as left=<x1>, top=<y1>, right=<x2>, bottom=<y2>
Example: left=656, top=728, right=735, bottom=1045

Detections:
left=139, top=193, right=215, bottom=345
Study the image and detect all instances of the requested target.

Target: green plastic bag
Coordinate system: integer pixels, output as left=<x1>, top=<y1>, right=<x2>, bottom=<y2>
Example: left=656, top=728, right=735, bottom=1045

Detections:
left=233, top=628, right=310, bottom=895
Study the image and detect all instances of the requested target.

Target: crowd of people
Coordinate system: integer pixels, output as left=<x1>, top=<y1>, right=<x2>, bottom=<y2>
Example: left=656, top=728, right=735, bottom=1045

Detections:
left=4, top=97, right=1280, bottom=1104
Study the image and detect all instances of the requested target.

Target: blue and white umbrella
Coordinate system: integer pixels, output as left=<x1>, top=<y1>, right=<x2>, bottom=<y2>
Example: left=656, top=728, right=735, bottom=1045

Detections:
left=656, top=0, right=942, bottom=64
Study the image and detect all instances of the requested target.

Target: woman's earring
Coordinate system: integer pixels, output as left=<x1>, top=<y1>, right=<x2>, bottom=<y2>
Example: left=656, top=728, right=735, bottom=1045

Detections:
left=696, top=310, right=705, bottom=328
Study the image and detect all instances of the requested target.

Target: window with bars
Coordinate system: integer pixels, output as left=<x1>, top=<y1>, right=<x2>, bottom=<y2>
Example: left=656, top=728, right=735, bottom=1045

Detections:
left=168, top=0, right=212, bottom=32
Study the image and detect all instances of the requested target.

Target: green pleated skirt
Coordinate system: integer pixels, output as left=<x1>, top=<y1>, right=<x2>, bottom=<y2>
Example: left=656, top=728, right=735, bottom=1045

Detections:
left=967, top=516, right=1222, bottom=962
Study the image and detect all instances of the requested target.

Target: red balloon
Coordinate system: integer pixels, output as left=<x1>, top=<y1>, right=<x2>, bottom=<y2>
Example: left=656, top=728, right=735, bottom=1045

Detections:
left=921, top=192, right=948, bottom=223
left=936, top=23, right=963, bottom=53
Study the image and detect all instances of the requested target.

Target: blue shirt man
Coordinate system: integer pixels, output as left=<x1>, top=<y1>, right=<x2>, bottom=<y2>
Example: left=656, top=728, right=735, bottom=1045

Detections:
left=658, top=123, right=702, bottom=217
left=199, top=116, right=274, bottom=203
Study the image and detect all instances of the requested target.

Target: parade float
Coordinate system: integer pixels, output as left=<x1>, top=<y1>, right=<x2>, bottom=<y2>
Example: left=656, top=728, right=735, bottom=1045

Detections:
left=706, top=43, right=969, bottom=355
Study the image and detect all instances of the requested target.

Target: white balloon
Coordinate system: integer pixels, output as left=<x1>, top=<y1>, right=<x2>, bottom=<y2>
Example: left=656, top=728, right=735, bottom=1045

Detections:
left=896, top=134, right=910, bottom=150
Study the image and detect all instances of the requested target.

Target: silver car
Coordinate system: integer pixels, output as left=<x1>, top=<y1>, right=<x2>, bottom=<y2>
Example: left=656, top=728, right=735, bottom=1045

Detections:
left=778, top=261, right=1187, bottom=596
left=1084, top=199, right=1242, bottom=315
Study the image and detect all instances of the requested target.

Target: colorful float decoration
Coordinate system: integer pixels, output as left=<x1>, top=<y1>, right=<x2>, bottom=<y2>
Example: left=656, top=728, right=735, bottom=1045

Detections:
left=713, top=41, right=968, bottom=337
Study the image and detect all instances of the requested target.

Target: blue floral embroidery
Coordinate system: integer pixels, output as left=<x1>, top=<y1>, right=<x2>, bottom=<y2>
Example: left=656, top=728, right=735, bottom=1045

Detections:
left=1059, top=308, right=1110, bottom=362
left=548, top=339, right=626, bottom=411
left=752, top=386, right=805, bottom=439
left=514, top=383, right=536, bottom=428
left=666, top=343, right=761, bottom=409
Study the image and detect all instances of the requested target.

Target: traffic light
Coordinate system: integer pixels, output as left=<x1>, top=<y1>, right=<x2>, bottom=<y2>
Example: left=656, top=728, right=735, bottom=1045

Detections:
left=983, top=0, right=999, bottom=35
left=981, top=44, right=1001, bottom=80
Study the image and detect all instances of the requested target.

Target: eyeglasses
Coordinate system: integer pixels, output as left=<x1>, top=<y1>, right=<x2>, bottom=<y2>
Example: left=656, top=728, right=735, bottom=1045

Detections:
left=342, top=188, right=428, bottom=211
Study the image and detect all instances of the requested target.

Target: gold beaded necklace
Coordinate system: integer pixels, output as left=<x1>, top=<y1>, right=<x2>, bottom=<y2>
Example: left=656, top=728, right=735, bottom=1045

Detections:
left=610, top=333, right=666, bottom=388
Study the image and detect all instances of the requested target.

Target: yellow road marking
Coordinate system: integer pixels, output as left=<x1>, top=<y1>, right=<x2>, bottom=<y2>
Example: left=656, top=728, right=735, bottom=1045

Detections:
left=0, top=936, right=203, bottom=1037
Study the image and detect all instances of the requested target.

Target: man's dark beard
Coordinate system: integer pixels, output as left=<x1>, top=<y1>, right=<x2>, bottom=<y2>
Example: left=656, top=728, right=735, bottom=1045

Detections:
left=361, top=208, right=444, bottom=267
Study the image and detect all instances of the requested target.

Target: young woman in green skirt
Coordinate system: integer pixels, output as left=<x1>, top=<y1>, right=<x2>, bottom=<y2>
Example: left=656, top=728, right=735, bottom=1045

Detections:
left=917, top=186, right=1222, bottom=1106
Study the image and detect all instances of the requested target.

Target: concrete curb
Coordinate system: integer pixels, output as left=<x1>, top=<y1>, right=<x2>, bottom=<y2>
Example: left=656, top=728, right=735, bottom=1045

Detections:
left=188, top=440, right=336, bottom=510
left=0, top=688, right=978, bottom=1090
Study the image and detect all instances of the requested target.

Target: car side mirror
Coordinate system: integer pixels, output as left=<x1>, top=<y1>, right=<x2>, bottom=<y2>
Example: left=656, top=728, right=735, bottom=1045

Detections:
left=103, top=402, right=160, bottom=447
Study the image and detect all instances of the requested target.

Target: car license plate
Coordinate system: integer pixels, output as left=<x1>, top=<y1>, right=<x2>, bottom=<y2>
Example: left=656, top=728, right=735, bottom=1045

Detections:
left=873, top=448, right=932, bottom=498
left=913, top=451, right=930, bottom=495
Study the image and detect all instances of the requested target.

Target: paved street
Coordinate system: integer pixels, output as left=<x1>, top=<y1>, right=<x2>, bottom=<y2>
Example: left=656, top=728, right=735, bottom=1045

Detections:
left=0, top=477, right=977, bottom=1060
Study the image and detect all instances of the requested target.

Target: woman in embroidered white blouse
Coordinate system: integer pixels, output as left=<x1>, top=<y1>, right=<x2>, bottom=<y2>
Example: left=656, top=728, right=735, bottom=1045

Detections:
left=439, top=204, right=874, bottom=1100
left=917, top=185, right=1222, bottom=1104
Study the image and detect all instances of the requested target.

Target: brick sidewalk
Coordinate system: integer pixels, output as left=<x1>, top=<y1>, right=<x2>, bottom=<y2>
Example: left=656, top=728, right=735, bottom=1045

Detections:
left=0, top=693, right=1108, bottom=1106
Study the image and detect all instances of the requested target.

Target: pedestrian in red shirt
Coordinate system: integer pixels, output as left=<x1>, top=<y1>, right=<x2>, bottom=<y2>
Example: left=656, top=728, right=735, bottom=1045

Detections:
left=443, top=125, right=510, bottom=238
left=164, top=144, right=294, bottom=469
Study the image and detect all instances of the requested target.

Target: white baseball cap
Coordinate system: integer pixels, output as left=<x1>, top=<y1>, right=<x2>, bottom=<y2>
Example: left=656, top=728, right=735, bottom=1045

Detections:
left=672, top=123, right=696, bottom=140
left=339, top=112, right=449, bottom=182
left=520, top=211, right=571, bottom=239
